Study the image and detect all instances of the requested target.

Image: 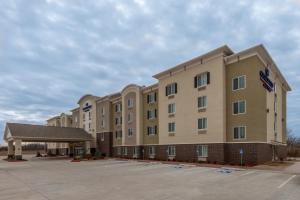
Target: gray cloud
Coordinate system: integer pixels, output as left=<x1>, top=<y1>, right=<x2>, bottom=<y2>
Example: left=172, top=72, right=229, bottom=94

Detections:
left=1, top=0, right=300, bottom=144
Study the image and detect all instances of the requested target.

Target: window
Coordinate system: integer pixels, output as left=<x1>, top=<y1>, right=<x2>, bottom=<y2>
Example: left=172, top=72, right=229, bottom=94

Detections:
left=147, top=109, right=157, bottom=120
left=128, top=112, right=133, bottom=123
left=168, top=146, right=176, bottom=156
left=88, top=112, right=91, bottom=120
left=168, top=103, right=176, bottom=114
left=83, top=124, right=85, bottom=130
left=128, top=98, right=134, bottom=108
left=197, top=145, right=208, bottom=157
left=149, top=146, right=155, bottom=156
left=117, top=147, right=121, bottom=155
left=198, top=96, right=207, bottom=109
left=75, top=117, right=78, bottom=123
left=194, top=72, right=210, bottom=88
left=115, top=118, right=119, bottom=125
left=165, top=83, right=177, bottom=96
left=233, top=126, right=246, bottom=139
left=123, top=147, right=128, bottom=155
left=101, top=119, right=105, bottom=128
left=133, top=147, right=139, bottom=156
left=100, top=133, right=104, bottom=141
left=101, top=107, right=105, bottom=116
left=147, top=126, right=157, bottom=135
left=198, top=118, right=207, bottom=130
left=147, top=92, right=157, bottom=104
left=83, top=113, right=85, bottom=122
left=115, top=103, right=122, bottom=112
left=88, top=123, right=91, bottom=129
left=233, top=75, right=246, bottom=90
left=233, top=101, right=246, bottom=115
left=128, top=128, right=133, bottom=137
left=115, top=131, right=122, bottom=138
left=168, top=122, right=176, bottom=133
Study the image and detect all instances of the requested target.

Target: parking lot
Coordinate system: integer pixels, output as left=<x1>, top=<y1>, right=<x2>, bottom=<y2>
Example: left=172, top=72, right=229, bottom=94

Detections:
left=0, top=155, right=299, bottom=200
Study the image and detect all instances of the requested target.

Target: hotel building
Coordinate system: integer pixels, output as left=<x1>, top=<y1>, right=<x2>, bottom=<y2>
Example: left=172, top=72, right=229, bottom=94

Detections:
left=47, top=44, right=291, bottom=165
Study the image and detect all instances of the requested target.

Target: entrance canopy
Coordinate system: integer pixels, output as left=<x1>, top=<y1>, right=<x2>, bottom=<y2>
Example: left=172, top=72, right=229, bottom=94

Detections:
left=4, top=123, right=93, bottom=143
left=3, top=123, right=93, bottom=160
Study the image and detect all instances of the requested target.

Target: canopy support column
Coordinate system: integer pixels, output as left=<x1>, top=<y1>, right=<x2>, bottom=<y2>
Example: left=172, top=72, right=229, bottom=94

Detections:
left=85, top=141, right=91, bottom=155
left=7, top=140, right=14, bottom=159
left=14, top=139, right=22, bottom=160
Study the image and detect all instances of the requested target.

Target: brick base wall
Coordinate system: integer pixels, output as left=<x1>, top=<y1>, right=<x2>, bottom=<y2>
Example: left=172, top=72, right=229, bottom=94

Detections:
left=112, top=143, right=287, bottom=165
left=96, top=132, right=113, bottom=157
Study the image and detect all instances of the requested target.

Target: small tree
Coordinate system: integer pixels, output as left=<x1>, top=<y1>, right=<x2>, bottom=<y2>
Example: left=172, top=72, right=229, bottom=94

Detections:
left=287, top=129, right=300, bottom=157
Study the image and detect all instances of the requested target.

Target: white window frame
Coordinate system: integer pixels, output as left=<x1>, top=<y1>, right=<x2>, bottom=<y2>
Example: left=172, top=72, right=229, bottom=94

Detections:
left=168, top=103, right=176, bottom=114
left=196, top=145, right=208, bottom=157
left=128, top=128, right=134, bottom=137
left=148, top=92, right=156, bottom=104
left=233, top=126, right=246, bottom=140
left=168, top=146, right=176, bottom=156
left=101, top=119, right=105, bottom=128
left=128, top=112, right=133, bottom=123
left=115, top=103, right=122, bottom=112
left=128, top=98, right=134, bottom=108
left=148, top=126, right=157, bottom=136
left=149, top=146, right=155, bottom=156
left=168, top=122, right=176, bottom=133
left=232, top=75, right=246, bottom=91
left=166, top=83, right=177, bottom=96
left=198, top=118, right=208, bottom=130
left=148, top=109, right=156, bottom=120
left=196, top=72, right=208, bottom=88
left=232, top=100, right=246, bottom=115
left=197, top=96, right=207, bottom=109
left=123, top=147, right=128, bottom=155
left=101, top=107, right=105, bottom=116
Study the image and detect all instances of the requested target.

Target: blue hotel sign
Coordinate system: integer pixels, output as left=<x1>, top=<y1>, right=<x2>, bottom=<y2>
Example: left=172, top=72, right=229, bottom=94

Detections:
left=260, top=68, right=274, bottom=92
left=83, top=103, right=92, bottom=112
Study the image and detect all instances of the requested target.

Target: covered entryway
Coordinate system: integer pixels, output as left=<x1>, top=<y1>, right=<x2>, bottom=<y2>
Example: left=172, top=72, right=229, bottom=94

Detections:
left=3, top=123, right=93, bottom=160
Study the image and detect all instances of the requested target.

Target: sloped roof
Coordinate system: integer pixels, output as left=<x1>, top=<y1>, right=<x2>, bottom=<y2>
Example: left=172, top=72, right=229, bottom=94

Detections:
left=4, top=123, right=93, bottom=142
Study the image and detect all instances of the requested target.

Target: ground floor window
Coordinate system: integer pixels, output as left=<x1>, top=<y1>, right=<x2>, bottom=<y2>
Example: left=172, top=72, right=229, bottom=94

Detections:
left=123, top=147, right=128, bottom=155
left=149, top=146, right=155, bottom=156
left=117, top=147, right=121, bottom=155
left=133, top=147, right=139, bottom=156
left=233, top=126, right=246, bottom=139
left=197, top=145, right=208, bottom=157
left=168, top=146, right=176, bottom=156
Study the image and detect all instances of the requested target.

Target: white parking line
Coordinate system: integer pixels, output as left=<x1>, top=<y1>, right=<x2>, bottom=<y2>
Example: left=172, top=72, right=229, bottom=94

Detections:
left=240, top=171, right=256, bottom=176
left=278, top=175, right=296, bottom=189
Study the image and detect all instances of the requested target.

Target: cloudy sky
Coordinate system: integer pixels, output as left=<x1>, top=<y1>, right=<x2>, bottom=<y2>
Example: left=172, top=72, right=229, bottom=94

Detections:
left=1, top=0, right=300, bottom=144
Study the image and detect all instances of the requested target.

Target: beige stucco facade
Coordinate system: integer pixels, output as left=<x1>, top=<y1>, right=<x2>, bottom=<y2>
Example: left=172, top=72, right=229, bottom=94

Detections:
left=47, top=44, right=290, bottom=160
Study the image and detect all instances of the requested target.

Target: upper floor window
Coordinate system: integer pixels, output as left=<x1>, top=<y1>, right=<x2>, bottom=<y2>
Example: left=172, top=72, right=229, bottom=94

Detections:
left=115, top=103, right=122, bottom=112
left=232, top=75, right=246, bottom=91
left=165, top=83, right=177, bottom=96
left=115, top=131, right=122, bottom=138
left=88, top=112, right=91, bottom=120
left=115, top=117, right=122, bottom=125
left=168, top=122, right=176, bottom=133
left=75, top=116, right=78, bottom=123
left=128, top=112, right=133, bottom=123
left=233, top=100, right=246, bottom=115
left=147, top=92, right=157, bottom=104
left=198, top=118, right=207, bottom=130
left=194, top=72, right=210, bottom=88
left=147, top=126, right=157, bottom=136
left=101, top=119, right=105, bottom=128
left=168, top=103, right=176, bottom=114
left=128, top=98, right=134, bottom=108
left=233, top=126, right=246, bottom=139
left=128, top=128, right=134, bottom=137
left=198, top=96, right=207, bottom=109
left=147, top=109, right=157, bottom=120
left=101, top=107, right=105, bottom=116
left=83, top=113, right=85, bottom=122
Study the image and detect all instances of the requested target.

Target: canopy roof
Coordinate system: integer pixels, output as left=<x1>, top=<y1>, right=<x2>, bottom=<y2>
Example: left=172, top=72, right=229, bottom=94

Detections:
left=4, top=123, right=93, bottom=142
